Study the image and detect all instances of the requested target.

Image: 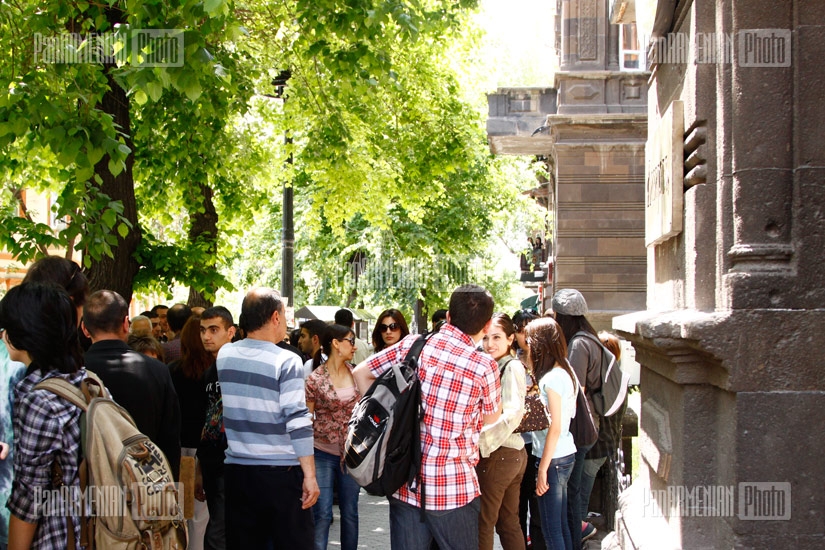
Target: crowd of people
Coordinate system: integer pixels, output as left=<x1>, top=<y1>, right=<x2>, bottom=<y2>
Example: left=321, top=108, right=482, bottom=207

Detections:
left=0, top=255, right=625, bottom=550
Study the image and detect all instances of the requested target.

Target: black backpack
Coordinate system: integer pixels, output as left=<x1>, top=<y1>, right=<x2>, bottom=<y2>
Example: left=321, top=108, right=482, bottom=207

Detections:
left=344, top=335, right=427, bottom=497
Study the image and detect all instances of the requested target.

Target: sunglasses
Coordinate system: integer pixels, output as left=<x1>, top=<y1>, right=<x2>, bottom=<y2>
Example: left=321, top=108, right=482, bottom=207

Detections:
left=379, top=322, right=400, bottom=332
left=339, top=336, right=356, bottom=346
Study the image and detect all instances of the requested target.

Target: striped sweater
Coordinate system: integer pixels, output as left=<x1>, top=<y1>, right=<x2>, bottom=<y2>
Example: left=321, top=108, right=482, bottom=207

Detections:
left=216, top=338, right=313, bottom=466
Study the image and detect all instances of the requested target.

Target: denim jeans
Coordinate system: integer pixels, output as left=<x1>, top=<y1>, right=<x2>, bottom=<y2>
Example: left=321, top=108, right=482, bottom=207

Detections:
left=579, top=457, right=607, bottom=520
left=567, top=443, right=593, bottom=550
left=536, top=454, right=575, bottom=550
left=389, top=496, right=481, bottom=550
left=312, top=449, right=360, bottom=550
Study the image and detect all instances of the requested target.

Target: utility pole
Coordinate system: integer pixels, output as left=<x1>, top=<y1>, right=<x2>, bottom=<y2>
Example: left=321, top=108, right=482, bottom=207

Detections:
left=273, top=70, right=293, bottom=307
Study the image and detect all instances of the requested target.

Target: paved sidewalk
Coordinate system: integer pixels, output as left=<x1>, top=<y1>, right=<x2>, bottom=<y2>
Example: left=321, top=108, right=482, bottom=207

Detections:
left=328, top=491, right=391, bottom=548
left=326, top=490, right=612, bottom=549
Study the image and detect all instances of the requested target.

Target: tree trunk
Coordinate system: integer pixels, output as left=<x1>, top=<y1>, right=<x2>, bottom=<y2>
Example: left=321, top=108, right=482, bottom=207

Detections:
left=86, top=67, right=140, bottom=302
left=414, top=293, right=427, bottom=334
left=187, top=180, right=218, bottom=307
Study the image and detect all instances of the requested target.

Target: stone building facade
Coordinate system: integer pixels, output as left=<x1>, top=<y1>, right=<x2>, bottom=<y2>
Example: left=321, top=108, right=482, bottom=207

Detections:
left=487, top=0, right=648, bottom=327
left=612, top=0, right=825, bottom=548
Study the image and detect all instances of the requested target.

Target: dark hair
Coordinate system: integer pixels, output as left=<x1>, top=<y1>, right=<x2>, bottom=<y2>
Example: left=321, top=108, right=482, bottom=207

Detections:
left=319, top=324, right=354, bottom=362
left=178, top=315, right=211, bottom=379
left=300, top=319, right=328, bottom=339
left=240, top=289, right=283, bottom=333
left=448, top=284, right=494, bottom=336
left=491, top=312, right=516, bottom=338
left=487, top=312, right=517, bottom=359
left=201, top=306, right=234, bottom=329
left=371, top=309, right=410, bottom=352
left=0, top=283, right=83, bottom=374
left=151, top=304, right=168, bottom=314
left=599, top=331, right=622, bottom=361
left=23, top=256, right=88, bottom=307
left=127, top=334, right=165, bottom=361
left=554, top=312, right=597, bottom=344
left=289, top=327, right=302, bottom=348
left=301, top=319, right=329, bottom=370
left=334, top=308, right=354, bottom=327
left=525, top=317, right=576, bottom=387
left=167, top=303, right=192, bottom=333
left=141, top=310, right=156, bottom=319
left=83, top=290, right=128, bottom=336
left=512, top=309, right=539, bottom=331
left=431, top=309, right=447, bottom=325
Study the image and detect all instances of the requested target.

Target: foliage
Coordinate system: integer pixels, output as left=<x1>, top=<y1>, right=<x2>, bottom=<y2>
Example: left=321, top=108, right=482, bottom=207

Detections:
left=1, top=0, right=547, bottom=312
left=237, top=0, right=548, bottom=316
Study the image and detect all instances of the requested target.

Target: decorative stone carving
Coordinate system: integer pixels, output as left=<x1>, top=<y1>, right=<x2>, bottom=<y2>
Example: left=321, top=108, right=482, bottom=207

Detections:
left=579, top=0, right=598, bottom=60
left=568, top=83, right=601, bottom=100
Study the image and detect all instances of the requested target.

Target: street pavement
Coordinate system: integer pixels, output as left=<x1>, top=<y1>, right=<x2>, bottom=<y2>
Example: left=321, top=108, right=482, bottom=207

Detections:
left=326, top=490, right=610, bottom=549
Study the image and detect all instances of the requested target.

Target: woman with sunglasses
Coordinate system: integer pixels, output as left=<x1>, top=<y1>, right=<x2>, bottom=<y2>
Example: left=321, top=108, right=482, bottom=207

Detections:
left=304, top=324, right=362, bottom=550
left=370, top=309, right=410, bottom=353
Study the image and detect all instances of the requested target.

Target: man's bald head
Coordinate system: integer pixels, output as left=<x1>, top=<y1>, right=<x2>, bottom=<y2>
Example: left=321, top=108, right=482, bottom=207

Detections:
left=240, top=288, right=284, bottom=333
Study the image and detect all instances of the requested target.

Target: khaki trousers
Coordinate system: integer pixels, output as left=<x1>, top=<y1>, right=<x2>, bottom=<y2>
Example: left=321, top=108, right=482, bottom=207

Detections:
left=477, top=446, right=528, bottom=550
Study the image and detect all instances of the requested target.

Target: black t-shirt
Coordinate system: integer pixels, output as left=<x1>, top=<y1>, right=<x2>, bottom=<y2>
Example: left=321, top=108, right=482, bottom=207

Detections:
left=197, top=362, right=227, bottom=475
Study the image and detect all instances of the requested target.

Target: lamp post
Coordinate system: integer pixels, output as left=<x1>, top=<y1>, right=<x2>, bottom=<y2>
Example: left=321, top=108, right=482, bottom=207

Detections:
left=273, top=70, right=293, bottom=308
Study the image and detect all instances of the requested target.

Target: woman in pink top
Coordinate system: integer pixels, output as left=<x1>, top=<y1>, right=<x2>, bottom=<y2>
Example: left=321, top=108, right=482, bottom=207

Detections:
left=305, top=324, right=362, bottom=550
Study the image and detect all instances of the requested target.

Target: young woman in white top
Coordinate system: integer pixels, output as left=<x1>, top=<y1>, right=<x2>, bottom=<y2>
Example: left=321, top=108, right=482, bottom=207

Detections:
left=477, top=313, right=528, bottom=550
left=525, top=317, right=578, bottom=550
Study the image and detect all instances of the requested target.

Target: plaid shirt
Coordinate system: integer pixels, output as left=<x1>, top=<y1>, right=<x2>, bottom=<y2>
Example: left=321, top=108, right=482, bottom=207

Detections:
left=8, top=366, right=84, bottom=549
left=366, top=325, right=500, bottom=510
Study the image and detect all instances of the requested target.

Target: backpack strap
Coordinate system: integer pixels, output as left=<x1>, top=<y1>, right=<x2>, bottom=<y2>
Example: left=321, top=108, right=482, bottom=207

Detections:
left=497, top=354, right=516, bottom=377
left=405, top=335, right=427, bottom=367
left=35, top=375, right=89, bottom=550
left=401, top=333, right=431, bottom=520
left=81, top=370, right=109, bottom=400
left=569, top=331, right=610, bottom=388
left=35, top=377, right=88, bottom=411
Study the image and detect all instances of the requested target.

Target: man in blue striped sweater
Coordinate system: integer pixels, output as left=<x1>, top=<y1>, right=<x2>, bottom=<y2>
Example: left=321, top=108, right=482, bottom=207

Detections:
left=217, top=288, right=319, bottom=549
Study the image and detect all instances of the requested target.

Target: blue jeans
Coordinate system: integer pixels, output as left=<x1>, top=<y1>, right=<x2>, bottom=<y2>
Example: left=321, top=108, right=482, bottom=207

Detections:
left=579, top=456, right=607, bottom=520
left=389, top=496, right=481, bottom=550
left=536, top=454, right=575, bottom=550
left=567, top=443, right=593, bottom=550
left=312, top=449, right=360, bottom=550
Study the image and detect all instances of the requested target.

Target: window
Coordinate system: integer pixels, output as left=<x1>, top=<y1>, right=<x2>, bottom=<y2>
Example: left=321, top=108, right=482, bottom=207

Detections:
left=620, top=24, right=646, bottom=70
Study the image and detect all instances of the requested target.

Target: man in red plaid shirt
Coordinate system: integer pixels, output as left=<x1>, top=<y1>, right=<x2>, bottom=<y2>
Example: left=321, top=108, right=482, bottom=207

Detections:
left=353, top=284, right=502, bottom=550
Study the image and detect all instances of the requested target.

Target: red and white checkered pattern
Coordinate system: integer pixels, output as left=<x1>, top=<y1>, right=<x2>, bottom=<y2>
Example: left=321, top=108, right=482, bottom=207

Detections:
left=366, top=324, right=500, bottom=510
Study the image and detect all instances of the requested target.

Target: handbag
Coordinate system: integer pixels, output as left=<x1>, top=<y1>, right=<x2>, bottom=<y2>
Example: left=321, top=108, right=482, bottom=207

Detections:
left=570, top=380, right=598, bottom=448
left=514, top=374, right=550, bottom=433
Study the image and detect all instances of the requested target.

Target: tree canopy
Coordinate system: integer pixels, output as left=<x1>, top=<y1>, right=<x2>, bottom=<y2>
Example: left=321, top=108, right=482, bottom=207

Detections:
left=0, top=0, right=546, bottom=315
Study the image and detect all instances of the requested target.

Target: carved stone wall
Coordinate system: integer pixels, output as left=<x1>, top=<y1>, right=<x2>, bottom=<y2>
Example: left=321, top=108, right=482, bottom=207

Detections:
left=615, top=0, right=825, bottom=548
